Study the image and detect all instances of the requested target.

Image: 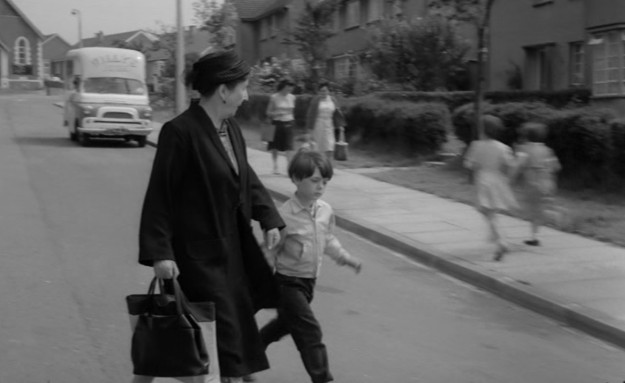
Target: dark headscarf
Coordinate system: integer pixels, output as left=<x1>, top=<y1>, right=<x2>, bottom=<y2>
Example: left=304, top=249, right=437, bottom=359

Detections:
left=186, top=50, right=251, bottom=95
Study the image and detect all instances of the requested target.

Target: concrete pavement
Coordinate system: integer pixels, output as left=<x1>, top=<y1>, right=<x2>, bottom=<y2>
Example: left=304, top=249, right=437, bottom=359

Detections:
left=153, top=119, right=625, bottom=350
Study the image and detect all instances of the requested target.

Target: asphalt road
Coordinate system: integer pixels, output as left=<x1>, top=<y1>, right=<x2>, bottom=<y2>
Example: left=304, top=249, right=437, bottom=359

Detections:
left=0, top=94, right=623, bottom=383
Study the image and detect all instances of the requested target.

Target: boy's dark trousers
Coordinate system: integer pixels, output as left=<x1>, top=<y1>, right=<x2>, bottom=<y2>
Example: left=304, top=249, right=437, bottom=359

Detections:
left=260, top=273, right=333, bottom=383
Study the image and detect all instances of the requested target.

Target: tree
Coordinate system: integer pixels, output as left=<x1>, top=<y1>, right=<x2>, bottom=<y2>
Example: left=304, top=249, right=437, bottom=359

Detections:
left=429, top=0, right=497, bottom=140
left=193, top=0, right=239, bottom=50
left=366, top=16, right=470, bottom=91
left=282, top=0, right=341, bottom=90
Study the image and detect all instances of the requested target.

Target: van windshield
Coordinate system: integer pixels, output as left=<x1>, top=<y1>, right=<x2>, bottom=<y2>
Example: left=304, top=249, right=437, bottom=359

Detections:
left=83, top=77, right=146, bottom=95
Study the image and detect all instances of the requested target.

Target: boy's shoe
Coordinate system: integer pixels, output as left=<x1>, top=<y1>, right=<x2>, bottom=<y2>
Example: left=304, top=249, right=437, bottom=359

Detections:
left=242, top=375, right=256, bottom=382
left=524, top=239, right=540, bottom=246
left=493, top=244, right=508, bottom=261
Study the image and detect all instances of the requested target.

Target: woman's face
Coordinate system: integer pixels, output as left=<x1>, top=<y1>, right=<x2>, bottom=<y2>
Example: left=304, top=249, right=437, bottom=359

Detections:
left=222, top=79, right=249, bottom=117
left=318, top=86, right=330, bottom=98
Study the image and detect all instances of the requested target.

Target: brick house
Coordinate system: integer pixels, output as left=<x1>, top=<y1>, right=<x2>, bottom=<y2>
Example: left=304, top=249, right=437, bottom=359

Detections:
left=233, top=0, right=429, bottom=80
left=43, top=34, right=71, bottom=79
left=0, top=0, right=45, bottom=89
left=490, top=0, right=625, bottom=115
left=235, top=0, right=625, bottom=115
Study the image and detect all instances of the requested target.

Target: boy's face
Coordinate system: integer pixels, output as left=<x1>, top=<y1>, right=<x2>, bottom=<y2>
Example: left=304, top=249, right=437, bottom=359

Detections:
left=293, top=167, right=329, bottom=202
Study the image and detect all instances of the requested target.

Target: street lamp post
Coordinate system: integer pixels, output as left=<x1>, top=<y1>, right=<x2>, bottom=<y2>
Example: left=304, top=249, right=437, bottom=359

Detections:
left=71, top=9, right=83, bottom=48
left=175, top=0, right=186, bottom=114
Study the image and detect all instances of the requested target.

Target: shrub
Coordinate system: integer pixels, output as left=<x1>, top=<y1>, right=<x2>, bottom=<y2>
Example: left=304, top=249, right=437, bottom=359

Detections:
left=452, top=102, right=557, bottom=146
left=547, top=108, right=617, bottom=188
left=376, top=88, right=591, bottom=112
left=486, top=88, right=591, bottom=108
left=376, top=91, right=475, bottom=111
left=453, top=102, right=622, bottom=189
left=366, top=16, right=470, bottom=91
left=343, top=97, right=450, bottom=154
left=236, top=94, right=270, bottom=122
left=610, top=119, right=625, bottom=179
left=238, top=93, right=451, bottom=155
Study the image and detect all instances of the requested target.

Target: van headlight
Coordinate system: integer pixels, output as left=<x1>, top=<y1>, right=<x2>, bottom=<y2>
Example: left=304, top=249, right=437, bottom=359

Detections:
left=80, top=105, right=95, bottom=115
left=140, top=107, right=152, bottom=119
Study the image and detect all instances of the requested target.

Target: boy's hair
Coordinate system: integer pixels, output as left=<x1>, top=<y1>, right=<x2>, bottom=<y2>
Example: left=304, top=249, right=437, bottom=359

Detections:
left=482, top=115, right=504, bottom=140
left=288, top=149, right=333, bottom=181
left=522, top=122, right=548, bottom=143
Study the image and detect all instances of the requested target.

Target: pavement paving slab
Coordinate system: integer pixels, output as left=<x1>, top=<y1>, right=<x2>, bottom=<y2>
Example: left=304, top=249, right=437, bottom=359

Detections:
left=146, top=121, right=625, bottom=351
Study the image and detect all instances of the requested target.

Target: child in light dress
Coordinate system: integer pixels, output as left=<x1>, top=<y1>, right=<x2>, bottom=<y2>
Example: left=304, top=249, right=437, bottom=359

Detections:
left=516, top=122, right=561, bottom=246
left=464, top=115, right=523, bottom=261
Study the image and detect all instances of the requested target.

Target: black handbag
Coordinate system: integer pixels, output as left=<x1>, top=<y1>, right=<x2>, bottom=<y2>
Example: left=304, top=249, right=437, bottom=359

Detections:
left=334, top=127, right=348, bottom=161
left=126, top=277, right=211, bottom=377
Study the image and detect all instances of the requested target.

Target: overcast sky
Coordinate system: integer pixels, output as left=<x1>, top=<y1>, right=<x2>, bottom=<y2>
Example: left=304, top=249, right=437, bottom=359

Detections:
left=12, top=0, right=205, bottom=44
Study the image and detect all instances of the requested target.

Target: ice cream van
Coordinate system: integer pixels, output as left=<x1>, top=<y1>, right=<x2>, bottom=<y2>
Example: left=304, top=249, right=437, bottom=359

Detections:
left=63, top=47, right=153, bottom=147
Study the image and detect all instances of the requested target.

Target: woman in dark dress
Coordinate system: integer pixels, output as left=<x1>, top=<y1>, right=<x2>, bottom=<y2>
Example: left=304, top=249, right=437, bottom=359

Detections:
left=137, top=50, right=285, bottom=383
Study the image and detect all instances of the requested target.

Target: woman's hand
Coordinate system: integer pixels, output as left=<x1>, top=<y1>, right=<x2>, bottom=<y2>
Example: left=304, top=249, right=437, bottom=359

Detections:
left=153, top=260, right=179, bottom=279
left=265, top=228, right=281, bottom=250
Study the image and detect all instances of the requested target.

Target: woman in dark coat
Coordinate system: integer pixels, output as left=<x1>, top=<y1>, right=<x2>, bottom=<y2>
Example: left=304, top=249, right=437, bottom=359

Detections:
left=138, top=50, right=285, bottom=382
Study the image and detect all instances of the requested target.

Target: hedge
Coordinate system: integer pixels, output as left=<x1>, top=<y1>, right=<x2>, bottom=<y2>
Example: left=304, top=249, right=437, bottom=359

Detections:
left=548, top=108, right=616, bottom=187
left=452, top=102, right=559, bottom=146
left=237, top=93, right=451, bottom=155
left=453, top=101, right=622, bottom=189
left=375, top=88, right=591, bottom=111
left=611, top=119, right=625, bottom=179
left=342, top=96, right=450, bottom=154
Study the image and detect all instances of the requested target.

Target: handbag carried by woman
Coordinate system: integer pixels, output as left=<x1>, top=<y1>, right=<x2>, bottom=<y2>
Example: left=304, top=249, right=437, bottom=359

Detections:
left=127, top=277, right=220, bottom=382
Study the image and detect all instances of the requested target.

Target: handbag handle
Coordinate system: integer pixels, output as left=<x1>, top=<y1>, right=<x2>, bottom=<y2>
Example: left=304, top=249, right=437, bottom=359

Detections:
left=337, top=126, right=346, bottom=143
left=147, top=277, right=191, bottom=317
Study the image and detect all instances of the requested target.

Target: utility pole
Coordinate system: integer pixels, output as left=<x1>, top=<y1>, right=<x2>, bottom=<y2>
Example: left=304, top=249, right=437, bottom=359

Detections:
left=175, top=0, right=186, bottom=114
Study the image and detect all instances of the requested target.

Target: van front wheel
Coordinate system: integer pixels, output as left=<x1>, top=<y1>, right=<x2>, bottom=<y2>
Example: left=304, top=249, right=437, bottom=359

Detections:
left=136, top=136, right=147, bottom=148
left=77, top=131, right=90, bottom=147
left=69, top=120, right=78, bottom=141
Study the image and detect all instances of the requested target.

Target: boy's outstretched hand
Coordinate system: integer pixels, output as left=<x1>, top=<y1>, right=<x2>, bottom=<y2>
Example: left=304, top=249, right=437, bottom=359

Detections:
left=346, top=257, right=363, bottom=274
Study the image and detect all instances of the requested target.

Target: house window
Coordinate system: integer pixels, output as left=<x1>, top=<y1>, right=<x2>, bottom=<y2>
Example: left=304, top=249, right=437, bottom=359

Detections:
left=13, top=37, right=32, bottom=75
left=569, top=42, right=585, bottom=87
left=14, top=37, right=31, bottom=65
left=591, top=31, right=625, bottom=96
left=367, top=0, right=383, bottom=22
left=345, top=0, right=361, bottom=29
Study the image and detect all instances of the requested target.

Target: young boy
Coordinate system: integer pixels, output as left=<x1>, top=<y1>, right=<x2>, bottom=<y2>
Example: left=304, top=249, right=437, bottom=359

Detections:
left=260, top=149, right=362, bottom=383
left=516, top=122, right=561, bottom=246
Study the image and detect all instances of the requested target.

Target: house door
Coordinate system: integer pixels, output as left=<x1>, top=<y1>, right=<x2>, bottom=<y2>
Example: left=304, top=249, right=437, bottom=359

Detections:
left=525, top=45, right=554, bottom=91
